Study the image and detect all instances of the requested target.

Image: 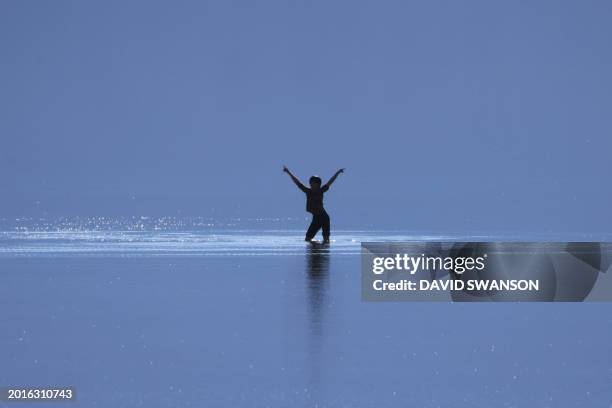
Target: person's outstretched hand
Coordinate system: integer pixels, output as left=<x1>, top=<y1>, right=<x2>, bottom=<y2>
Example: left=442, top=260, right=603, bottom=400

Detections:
left=283, top=165, right=289, bottom=173
left=337, top=168, right=345, bottom=174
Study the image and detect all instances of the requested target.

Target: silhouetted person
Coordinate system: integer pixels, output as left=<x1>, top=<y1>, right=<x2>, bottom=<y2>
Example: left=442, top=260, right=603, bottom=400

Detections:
left=283, top=166, right=345, bottom=242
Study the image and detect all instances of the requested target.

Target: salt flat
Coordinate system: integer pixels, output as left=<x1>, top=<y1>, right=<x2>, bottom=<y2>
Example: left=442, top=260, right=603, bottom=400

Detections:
left=1, top=230, right=611, bottom=407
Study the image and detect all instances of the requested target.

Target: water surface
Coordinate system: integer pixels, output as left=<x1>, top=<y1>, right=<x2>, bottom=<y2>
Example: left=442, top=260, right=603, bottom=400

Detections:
left=1, top=229, right=611, bottom=407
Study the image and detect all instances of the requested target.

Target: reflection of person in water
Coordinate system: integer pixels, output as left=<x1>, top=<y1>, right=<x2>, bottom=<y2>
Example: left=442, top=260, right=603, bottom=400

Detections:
left=306, top=244, right=330, bottom=336
left=283, top=165, right=345, bottom=242
left=304, top=243, right=330, bottom=394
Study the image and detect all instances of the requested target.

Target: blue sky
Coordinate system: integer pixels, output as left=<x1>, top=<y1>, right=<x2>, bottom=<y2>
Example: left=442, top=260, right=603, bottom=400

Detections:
left=1, top=1, right=611, bottom=232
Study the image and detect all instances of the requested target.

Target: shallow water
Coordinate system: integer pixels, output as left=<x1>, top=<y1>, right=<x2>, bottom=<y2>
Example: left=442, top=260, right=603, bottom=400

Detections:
left=0, top=230, right=477, bottom=256
left=1, top=230, right=611, bottom=407
left=3, top=230, right=612, bottom=256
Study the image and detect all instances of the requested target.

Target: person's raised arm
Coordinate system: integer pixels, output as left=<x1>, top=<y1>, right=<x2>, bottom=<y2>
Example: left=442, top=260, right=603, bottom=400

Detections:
left=323, top=168, right=345, bottom=191
left=283, top=165, right=308, bottom=192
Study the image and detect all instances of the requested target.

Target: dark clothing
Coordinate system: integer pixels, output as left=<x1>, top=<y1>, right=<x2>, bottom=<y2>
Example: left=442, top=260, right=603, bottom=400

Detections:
left=286, top=173, right=333, bottom=240
left=305, top=186, right=328, bottom=214
left=293, top=182, right=329, bottom=214
left=306, top=210, right=330, bottom=241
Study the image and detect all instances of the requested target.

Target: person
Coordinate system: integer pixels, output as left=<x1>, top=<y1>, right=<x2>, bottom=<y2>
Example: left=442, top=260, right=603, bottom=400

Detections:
left=283, top=165, right=345, bottom=242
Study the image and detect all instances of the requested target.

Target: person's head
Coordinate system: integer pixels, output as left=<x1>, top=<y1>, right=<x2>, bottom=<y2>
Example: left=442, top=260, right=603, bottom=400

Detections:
left=309, top=175, right=322, bottom=189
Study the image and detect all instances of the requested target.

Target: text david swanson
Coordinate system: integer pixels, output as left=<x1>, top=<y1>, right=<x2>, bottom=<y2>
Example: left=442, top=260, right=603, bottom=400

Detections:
left=371, top=254, right=539, bottom=292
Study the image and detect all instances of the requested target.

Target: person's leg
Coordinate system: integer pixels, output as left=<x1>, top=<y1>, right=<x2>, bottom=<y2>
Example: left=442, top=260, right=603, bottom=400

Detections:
left=305, top=213, right=322, bottom=241
left=321, top=210, right=331, bottom=242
